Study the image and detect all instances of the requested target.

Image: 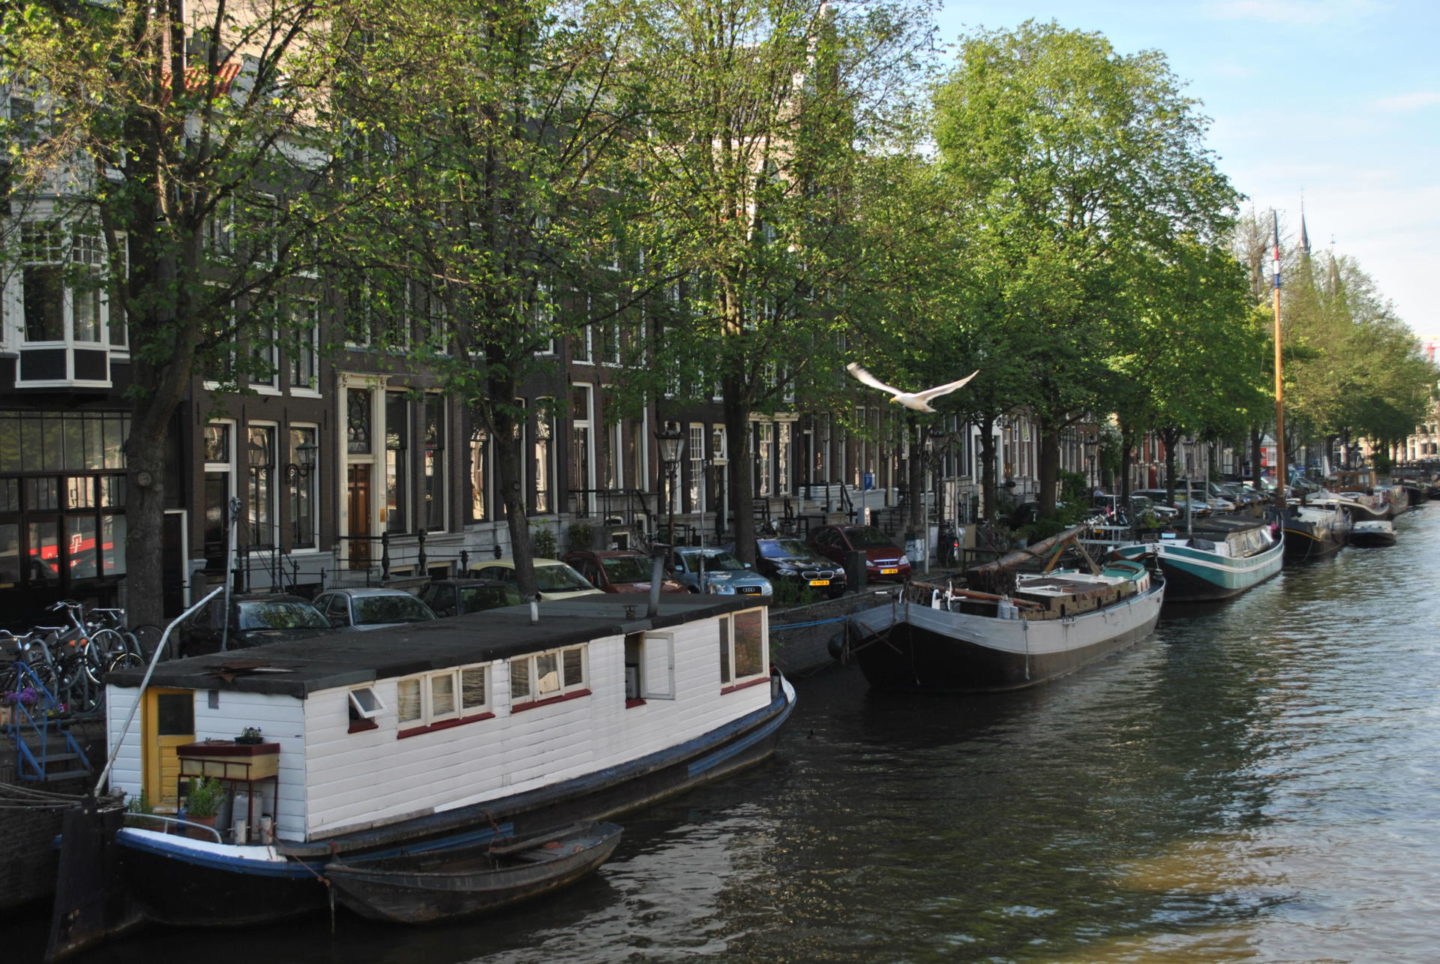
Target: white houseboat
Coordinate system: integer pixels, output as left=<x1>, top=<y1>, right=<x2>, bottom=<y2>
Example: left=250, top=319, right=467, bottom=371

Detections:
left=103, top=593, right=794, bottom=927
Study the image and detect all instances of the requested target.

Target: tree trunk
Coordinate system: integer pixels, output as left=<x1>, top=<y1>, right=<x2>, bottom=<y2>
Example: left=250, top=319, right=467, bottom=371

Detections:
left=723, top=387, right=755, bottom=565
left=974, top=414, right=999, bottom=521
left=907, top=419, right=925, bottom=534
left=1037, top=424, right=1060, bottom=514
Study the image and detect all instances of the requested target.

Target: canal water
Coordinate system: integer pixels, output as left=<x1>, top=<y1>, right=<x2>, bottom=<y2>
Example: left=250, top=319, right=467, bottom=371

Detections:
left=37, top=507, right=1440, bottom=962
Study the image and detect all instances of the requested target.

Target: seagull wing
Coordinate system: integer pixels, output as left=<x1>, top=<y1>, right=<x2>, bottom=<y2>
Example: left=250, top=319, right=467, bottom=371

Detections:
left=913, top=370, right=980, bottom=403
left=846, top=363, right=903, bottom=397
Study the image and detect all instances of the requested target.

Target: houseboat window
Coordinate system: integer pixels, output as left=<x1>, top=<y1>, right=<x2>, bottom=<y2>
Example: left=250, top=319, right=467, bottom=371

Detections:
left=430, top=673, right=456, bottom=718
left=156, top=692, right=193, bottom=734
left=509, top=660, right=531, bottom=702
left=510, top=644, right=588, bottom=707
left=734, top=609, right=765, bottom=678
left=461, top=666, right=487, bottom=712
left=397, top=677, right=422, bottom=724
left=348, top=686, right=383, bottom=720
left=719, top=609, right=768, bottom=689
left=536, top=652, right=559, bottom=695
left=718, top=618, right=731, bottom=684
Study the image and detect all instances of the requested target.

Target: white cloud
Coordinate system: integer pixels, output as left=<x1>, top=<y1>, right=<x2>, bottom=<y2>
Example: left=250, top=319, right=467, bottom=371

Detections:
left=1374, top=91, right=1440, bottom=112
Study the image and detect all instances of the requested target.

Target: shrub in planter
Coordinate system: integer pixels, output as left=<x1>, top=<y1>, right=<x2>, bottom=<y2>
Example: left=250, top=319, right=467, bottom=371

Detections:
left=185, top=776, right=223, bottom=820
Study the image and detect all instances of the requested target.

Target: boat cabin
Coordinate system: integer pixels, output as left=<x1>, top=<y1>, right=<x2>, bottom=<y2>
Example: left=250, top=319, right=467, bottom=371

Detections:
left=104, top=594, right=778, bottom=847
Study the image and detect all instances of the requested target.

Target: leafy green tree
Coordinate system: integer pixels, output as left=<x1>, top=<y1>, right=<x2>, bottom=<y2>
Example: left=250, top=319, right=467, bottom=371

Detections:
left=615, top=0, right=935, bottom=561
left=2, top=1, right=347, bottom=625
left=321, top=0, right=647, bottom=596
left=933, top=21, right=1240, bottom=514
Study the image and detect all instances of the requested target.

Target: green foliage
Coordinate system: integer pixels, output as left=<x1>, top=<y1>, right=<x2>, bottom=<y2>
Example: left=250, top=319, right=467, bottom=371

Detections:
left=185, top=777, right=223, bottom=819
left=566, top=523, right=593, bottom=552
left=531, top=527, right=557, bottom=560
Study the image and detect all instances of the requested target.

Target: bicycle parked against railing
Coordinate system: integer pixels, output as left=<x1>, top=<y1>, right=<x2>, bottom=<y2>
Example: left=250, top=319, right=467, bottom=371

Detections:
left=0, top=626, right=88, bottom=714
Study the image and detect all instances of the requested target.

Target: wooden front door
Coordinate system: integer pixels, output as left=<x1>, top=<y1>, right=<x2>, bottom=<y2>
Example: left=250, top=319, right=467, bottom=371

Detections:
left=347, top=464, right=372, bottom=569
left=143, top=688, right=195, bottom=812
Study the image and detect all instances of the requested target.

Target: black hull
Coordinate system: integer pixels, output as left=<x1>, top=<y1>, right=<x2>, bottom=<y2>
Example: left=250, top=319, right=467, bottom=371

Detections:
left=1348, top=532, right=1396, bottom=548
left=326, top=822, right=624, bottom=924
left=119, top=679, right=794, bottom=927
left=1282, top=524, right=1346, bottom=561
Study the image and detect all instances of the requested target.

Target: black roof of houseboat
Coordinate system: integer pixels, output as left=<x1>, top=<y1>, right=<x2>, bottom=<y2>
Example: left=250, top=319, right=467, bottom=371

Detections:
left=106, top=593, right=759, bottom=697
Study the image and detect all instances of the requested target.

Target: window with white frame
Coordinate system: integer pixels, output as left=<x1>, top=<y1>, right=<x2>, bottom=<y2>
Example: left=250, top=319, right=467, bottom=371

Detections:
left=624, top=632, right=675, bottom=702
left=385, top=392, right=410, bottom=534
left=247, top=424, right=277, bottom=548
left=396, top=664, right=492, bottom=732
left=756, top=422, right=773, bottom=499
left=423, top=394, right=446, bottom=531
left=249, top=324, right=279, bottom=391
left=529, top=280, right=556, bottom=355
left=288, top=424, right=318, bottom=549
left=688, top=422, right=705, bottom=511
left=17, top=222, right=109, bottom=346
left=532, top=398, right=554, bottom=514
left=203, top=196, right=235, bottom=259
left=510, top=644, right=588, bottom=705
left=469, top=420, right=489, bottom=523
left=288, top=298, right=319, bottom=393
left=719, top=608, right=768, bottom=688
left=570, top=385, right=594, bottom=517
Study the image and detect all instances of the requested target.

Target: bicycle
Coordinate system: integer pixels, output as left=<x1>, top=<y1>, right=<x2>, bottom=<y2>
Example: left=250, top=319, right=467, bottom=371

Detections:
left=89, top=606, right=162, bottom=660
left=49, top=601, right=130, bottom=685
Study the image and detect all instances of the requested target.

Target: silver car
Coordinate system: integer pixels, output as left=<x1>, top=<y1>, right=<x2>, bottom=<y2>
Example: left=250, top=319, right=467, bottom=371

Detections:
left=312, top=588, right=438, bottom=631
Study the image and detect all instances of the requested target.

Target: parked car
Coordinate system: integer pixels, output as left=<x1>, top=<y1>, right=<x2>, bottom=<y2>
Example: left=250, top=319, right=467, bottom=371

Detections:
left=562, top=549, right=686, bottom=594
left=417, top=578, right=523, bottom=618
left=808, top=524, right=911, bottom=583
left=748, top=538, right=847, bottom=598
left=175, top=592, right=331, bottom=657
left=1126, top=493, right=1180, bottom=524
left=666, top=547, right=772, bottom=596
left=1133, top=488, right=1211, bottom=518
left=312, top=587, right=438, bottom=631
left=467, top=558, right=604, bottom=601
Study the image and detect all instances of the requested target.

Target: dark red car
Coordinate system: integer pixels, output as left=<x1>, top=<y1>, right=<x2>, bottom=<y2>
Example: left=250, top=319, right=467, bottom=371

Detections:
left=807, top=524, right=912, bottom=583
left=562, top=549, right=687, bottom=594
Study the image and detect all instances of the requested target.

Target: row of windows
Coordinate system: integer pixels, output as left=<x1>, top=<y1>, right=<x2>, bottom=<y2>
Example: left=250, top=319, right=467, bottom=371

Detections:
left=351, top=617, right=769, bottom=737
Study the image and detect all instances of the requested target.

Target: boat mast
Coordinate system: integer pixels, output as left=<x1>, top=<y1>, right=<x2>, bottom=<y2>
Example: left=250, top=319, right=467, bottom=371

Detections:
left=1271, top=211, right=1286, bottom=510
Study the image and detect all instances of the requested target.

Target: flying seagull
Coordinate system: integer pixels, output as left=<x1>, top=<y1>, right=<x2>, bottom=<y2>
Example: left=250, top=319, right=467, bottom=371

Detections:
left=845, top=363, right=979, bottom=413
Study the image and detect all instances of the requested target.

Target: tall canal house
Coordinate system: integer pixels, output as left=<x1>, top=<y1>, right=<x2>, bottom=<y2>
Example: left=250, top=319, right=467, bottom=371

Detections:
left=0, top=10, right=1250, bottom=627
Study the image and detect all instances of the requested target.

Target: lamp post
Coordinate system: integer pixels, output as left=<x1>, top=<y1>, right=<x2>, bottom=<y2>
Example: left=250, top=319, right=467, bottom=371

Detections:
left=284, top=439, right=317, bottom=484
left=655, top=425, right=685, bottom=547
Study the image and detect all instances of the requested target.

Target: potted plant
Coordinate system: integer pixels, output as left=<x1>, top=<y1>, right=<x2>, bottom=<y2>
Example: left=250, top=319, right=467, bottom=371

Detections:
left=184, top=776, right=224, bottom=837
left=235, top=726, right=264, bottom=745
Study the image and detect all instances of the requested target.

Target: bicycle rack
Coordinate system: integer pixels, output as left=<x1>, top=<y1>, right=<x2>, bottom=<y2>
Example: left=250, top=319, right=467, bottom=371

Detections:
left=2, top=659, right=93, bottom=784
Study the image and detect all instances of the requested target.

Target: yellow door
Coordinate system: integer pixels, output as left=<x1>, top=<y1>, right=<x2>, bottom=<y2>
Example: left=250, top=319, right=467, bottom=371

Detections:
left=143, top=688, right=195, bottom=812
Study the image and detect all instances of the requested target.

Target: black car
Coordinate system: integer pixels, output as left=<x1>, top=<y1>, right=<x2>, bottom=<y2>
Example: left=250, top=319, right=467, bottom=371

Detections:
left=416, top=578, right=523, bottom=618
left=175, top=592, right=331, bottom=657
left=751, top=538, right=847, bottom=598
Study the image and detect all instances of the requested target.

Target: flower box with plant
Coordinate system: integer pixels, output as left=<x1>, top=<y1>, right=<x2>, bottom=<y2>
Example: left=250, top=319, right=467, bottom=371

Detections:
left=235, top=726, right=264, bottom=745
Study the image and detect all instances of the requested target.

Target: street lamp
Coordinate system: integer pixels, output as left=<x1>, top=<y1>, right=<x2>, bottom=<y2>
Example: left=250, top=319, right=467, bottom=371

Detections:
left=284, top=439, right=318, bottom=483
left=655, top=424, right=685, bottom=547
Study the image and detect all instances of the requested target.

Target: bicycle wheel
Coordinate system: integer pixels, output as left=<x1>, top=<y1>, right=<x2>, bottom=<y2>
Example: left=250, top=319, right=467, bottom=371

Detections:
left=106, top=652, right=144, bottom=673
left=89, top=628, right=130, bottom=666
left=129, top=624, right=164, bottom=658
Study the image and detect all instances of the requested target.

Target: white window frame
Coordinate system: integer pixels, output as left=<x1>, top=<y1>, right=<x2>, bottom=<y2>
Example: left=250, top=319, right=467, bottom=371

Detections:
left=718, top=608, right=769, bottom=689
left=288, top=297, right=320, bottom=396
left=510, top=644, right=588, bottom=705
left=395, top=663, right=493, bottom=733
left=348, top=686, right=384, bottom=720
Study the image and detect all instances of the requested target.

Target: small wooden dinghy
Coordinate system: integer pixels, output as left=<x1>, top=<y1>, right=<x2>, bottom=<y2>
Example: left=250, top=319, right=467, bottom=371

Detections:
left=325, top=822, right=623, bottom=924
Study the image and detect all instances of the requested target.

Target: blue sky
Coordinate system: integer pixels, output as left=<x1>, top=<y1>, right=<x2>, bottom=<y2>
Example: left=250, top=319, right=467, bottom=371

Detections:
left=934, top=0, right=1440, bottom=343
